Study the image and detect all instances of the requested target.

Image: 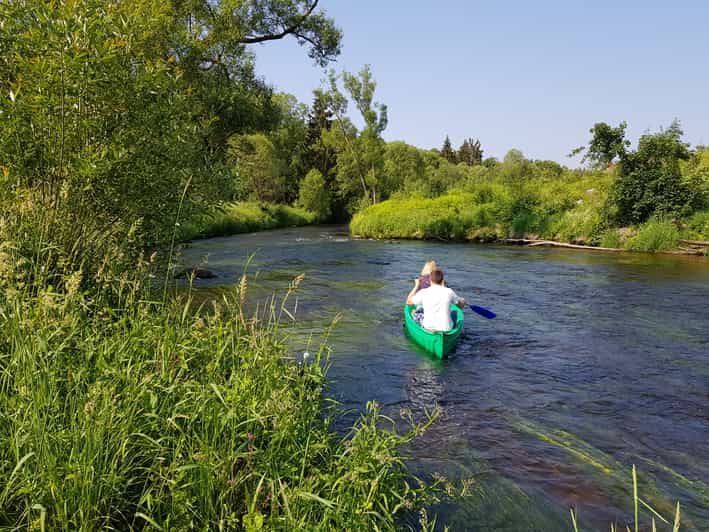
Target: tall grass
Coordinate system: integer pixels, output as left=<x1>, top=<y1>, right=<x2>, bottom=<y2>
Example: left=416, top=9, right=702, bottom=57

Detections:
left=570, top=465, right=682, bottom=532
left=625, top=218, right=681, bottom=252
left=351, top=179, right=708, bottom=253
left=0, top=270, right=441, bottom=530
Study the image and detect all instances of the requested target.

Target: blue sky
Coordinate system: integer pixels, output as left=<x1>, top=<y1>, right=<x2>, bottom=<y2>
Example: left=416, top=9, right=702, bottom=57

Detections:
left=253, top=1, right=709, bottom=165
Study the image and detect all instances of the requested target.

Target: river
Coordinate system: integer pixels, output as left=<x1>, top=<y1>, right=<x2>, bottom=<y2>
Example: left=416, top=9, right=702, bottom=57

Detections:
left=181, top=225, right=709, bottom=531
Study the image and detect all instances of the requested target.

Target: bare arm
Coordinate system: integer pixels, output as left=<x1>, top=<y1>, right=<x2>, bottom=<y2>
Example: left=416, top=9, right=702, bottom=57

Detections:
left=406, top=279, right=420, bottom=305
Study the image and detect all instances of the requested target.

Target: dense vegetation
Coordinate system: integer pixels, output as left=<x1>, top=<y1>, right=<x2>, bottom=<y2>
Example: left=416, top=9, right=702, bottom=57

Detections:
left=0, top=0, right=699, bottom=528
left=0, top=1, right=443, bottom=529
left=352, top=126, right=709, bottom=253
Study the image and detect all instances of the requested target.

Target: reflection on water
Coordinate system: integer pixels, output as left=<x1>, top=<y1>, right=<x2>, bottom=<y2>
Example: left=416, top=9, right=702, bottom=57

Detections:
left=181, top=225, right=709, bottom=530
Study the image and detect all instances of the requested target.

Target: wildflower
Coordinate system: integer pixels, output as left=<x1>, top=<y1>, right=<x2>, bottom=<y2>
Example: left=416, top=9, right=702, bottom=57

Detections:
left=245, top=432, right=255, bottom=441
left=227, top=479, right=236, bottom=486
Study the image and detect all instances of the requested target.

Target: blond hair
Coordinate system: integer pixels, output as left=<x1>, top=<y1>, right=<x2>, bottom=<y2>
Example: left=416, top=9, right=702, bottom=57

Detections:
left=420, top=260, right=437, bottom=275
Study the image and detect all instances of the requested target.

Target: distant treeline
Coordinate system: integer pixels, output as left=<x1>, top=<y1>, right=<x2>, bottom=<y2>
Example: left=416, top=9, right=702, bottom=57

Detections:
left=351, top=123, right=709, bottom=252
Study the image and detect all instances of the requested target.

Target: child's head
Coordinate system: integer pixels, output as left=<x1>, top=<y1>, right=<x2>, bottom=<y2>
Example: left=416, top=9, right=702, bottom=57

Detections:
left=421, top=260, right=437, bottom=275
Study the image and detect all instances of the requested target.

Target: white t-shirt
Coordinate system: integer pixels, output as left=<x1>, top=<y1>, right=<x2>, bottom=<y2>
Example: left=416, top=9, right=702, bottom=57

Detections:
left=411, top=284, right=461, bottom=332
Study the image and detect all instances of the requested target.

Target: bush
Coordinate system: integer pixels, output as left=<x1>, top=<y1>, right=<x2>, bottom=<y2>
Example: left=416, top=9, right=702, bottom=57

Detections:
left=682, top=210, right=709, bottom=240
left=297, top=169, right=332, bottom=222
left=182, top=202, right=317, bottom=240
left=625, top=218, right=680, bottom=252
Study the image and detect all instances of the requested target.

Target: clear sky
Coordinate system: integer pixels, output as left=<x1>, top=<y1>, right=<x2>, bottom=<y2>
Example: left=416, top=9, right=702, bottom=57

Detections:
left=253, top=0, right=709, bottom=165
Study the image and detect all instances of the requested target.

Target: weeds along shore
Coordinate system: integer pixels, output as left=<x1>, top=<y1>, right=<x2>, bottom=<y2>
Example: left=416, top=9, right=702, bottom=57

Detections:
left=349, top=192, right=709, bottom=255
left=0, top=268, right=445, bottom=530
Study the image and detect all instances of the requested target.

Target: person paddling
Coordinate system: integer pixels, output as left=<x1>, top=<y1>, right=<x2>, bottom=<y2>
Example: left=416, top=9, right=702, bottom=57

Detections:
left=406, top=269, right=465, bottom=332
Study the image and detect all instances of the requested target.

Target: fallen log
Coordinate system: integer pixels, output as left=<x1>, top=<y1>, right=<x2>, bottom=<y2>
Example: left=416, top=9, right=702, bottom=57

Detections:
left=673, top=247, right=705, bottom=256
left=506, top=239, right=624, bottom=252
left=679, top=239, right=709, bottom=247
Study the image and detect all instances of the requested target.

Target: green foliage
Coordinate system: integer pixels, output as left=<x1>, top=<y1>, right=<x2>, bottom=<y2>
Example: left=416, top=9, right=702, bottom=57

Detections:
left=0, top=277, right=439, bottom=530
left=228, top=134, right=287, bottom=203
left=182, top=202, right=317, bottom=240
left=440, top=135, right=457, bottom=164
left=0, top=0, right=345, bottom=285
left=458, top=138, right=483, bottom=166
left=304, top=89, right=337, bottom=179
left=611, top=121, right=692, bottom=224
left=680, top=147, right=709, bottom=210
left=573, top=121, right=630, bottom=168
left=625, top=218, right=681, bottom=252
left=350, top=193, right=504, bottom=241
left=322, top=66, right=388, bottom=210
left=297, top=170, right=332, bottom=222
left=383, top=141, right=426, bottom=194
left=682, top=210, right=709, bottom=240
left=0, top=0, right=203, bottom=284
left=600, top=228, right=622, bottom=249
left=267, top=93, right=310, bottom=203
left=352, top=163, right=617, bottom=243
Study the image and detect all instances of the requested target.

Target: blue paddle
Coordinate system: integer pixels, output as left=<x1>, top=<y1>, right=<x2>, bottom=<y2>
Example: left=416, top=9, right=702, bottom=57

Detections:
left=469, top=304, right=496, bottom=319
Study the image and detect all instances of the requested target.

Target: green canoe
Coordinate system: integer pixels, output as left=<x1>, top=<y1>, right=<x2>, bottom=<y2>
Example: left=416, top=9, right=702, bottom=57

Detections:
left=403, top=304, right=464, bottom=358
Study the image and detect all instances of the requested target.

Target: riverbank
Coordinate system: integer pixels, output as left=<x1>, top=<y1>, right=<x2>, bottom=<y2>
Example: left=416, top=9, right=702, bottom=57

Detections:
left=180, top=202, right=317, bottom=241
left=349, top=194, right=709, bottom=255
left=0, top=270, right=442, bottom=529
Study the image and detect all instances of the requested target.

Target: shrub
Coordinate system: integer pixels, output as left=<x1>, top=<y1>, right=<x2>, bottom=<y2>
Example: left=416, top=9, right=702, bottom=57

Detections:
left=625, top=218, right=680, bottom=252
left=682, top=210, right=709, bottom=240
left=182, top=202, right=316, bottom=240
left=297, top=169, right=332, bottom=221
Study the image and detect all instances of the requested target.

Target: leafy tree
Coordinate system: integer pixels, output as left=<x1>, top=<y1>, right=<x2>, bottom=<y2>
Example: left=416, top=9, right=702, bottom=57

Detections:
left=458, top=138, right=483, bottom=166
left=572, top=121, right=631, bottom=169
left=383, top=142, right=426, bottom=194
left=0, top=0, right=203, bottom=280
left=297, top=169, right=332, bottom=221
left=324, top=66, right=388, bottom=209
left=158, top=1, right=343, bottom=153
left=430, top=161, right=468, bottom=196
left=532, top=160, right=564, bottom=180
left=269, top=93, right=309, bottom=203
left=440, top=135, right=457, bottom=164
left=304, top=89, right=337, bottom=178
left=680, top=147, right=709, bottom=210
left=483, top=157, right=500, bottom=169
left=611, top=120, right=693, bottom=224
left=228, top=134, right=286, bottom=203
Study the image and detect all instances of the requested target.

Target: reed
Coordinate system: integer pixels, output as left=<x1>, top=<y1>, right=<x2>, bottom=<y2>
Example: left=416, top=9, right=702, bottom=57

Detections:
left=0, top=272, right=440, bottom=530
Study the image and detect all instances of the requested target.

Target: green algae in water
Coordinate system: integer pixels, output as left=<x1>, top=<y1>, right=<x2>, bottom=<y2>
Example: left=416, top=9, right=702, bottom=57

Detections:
left=510, top=416, right=704, bottom=529
left=330, top=279, right=386, bottom=290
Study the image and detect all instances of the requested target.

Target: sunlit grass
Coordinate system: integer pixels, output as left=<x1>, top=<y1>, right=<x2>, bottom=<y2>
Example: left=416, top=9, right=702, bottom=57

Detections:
left=181, top=202, right=317, bottom=240
left=0, top=272, right=444, bottom=530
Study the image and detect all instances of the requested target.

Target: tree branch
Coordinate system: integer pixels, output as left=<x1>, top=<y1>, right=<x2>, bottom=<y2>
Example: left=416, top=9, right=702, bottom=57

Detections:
left=239, top=0, right=319, bottom=44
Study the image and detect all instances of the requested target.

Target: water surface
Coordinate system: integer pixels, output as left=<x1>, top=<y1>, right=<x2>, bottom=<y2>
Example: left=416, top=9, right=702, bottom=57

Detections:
left=182, top=226, right=709, bottom=531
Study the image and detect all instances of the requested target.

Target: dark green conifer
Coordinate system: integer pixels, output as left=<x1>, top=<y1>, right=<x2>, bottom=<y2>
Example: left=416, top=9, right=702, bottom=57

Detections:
left=441, top=135, right=457, bottom=163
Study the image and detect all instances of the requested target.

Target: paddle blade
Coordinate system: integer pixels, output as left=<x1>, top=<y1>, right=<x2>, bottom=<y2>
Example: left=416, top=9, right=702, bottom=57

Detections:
left=469, top=305, right=496, bottom=319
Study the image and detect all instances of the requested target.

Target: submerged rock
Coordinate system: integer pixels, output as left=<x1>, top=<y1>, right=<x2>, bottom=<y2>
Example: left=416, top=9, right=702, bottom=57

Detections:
left=176, top=267, right=217, bottom=279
